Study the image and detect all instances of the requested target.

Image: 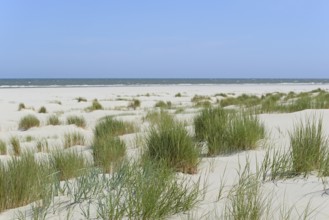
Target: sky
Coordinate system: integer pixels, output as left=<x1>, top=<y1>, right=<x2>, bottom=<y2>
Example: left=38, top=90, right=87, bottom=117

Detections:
left=0, top=1, right=328, bottom=78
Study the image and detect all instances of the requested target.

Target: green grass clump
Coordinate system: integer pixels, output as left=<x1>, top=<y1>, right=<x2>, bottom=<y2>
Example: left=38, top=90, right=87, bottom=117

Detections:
left=63, top=132, right=86, bottom=148
left=18, top=103, right=26, bottom=111
left=93, top=116, right=130, bottom=172
left=97, top=160, right=200, bottom=219
left=128, top=99, right=141, bottom=110
left=144, top=114, right=199, bottom=174
left=86, top=99, right=103, bottom=111
left=0, top=140, right=6, bottom=155
left=76, top=97, right=87, bottom=102
left=194, top=107, right=264, bottom=155
left=10, top=136, right=21, bottom=156
left=175, top=92, right=182, bottom=97
left=94, top=116, right=136, bottom=137
left=18, top=114, right=40, bottom=130
left=154, top=100, right=172, bottom=109
left=0, top=154, right=53, bottom=212
left=47, top=115, right=61, bottom=125
left=50, top=151, right=89, bottom=180
left=290, top=117, right=327, bottom=175
left=93, top=134, right=126, bottom=173
left=191, top=95, right=211, bottom=103
left=38, top=106, right=47, bottom=113
left=66, top=115, right=86, bottom=128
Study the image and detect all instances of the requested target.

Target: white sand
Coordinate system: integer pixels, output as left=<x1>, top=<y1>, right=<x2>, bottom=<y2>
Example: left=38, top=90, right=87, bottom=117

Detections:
left=1, top=84, right=329, bottom=219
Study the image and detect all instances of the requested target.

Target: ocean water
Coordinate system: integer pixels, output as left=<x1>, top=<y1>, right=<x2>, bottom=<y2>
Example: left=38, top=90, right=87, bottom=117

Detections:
left=0, top=78, right=329, bottom=88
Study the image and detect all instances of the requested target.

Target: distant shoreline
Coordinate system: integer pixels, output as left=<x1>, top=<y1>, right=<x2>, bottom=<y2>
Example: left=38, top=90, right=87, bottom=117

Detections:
left=1, top=78, right=329, bottom=88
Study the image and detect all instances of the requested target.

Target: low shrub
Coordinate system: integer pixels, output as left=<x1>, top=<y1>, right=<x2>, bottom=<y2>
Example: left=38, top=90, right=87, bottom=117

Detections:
left=18, top=114, right=40, bottom=130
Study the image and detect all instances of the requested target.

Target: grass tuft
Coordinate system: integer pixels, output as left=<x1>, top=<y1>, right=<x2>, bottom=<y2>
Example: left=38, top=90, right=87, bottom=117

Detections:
left=94, top=116, right=136, bottom=136
left=290, top=116, right=327, bottom=175
left=0, top=154, right=53, bottom=212
left=0, top=140, right=6, bottom=155
left=63, top=131, right=86, bottom=148
left=66, top=115, right=86, bottom=128
left=50, top=151, right=89, bottom=180
left=76, top=97, right=87, bottom=102
left=10, top=136, right=21, bottom=156
left=18, top=114, right=40, bottom=130
left=155, top=100, right=172, bottom=109
left=128, top=99, right=141, bottom=110
left=47, top=115, right=61, bottom=125
left=38, top=106, right=47, bottom=113
left=18, top=103, right=26, bottom=111
left=194, top=107, right=264, bottom=155
left=86, top=99, right=103, bottom=111
left=144, top=113, right=199, bottom=174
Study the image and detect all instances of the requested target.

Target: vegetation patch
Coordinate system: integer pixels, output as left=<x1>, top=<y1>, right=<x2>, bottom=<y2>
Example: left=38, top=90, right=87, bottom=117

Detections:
left=144, top=113, right=199, bottom=174
left=18, top=103, right=26, bottom=111
left=128, top=99, right=141, bottom=110
left=38, top=106, right=47, bottom=113
left=86, top=99, right=103, bottom=111
left=63, top=131, right=86, bottom=148
left=0, top=140, right=6, bottom=155
left=76, top=97, right=87, bottom=102
left=154, top=100, right=172, bottom=109
left=94, top=116, right=136, bottom=136
left=18, top=114, right=40, bottom=130
left=194, top=107, right=264, bottom=155
left=0, top=154, right=53, bottom=212
left=50, top=151, right=89, bottom=180
left=10, top=136, right=21, bottom=156
left=66, top=115, right=86, bottom=128
left=47, top=115, right=61, bottom=125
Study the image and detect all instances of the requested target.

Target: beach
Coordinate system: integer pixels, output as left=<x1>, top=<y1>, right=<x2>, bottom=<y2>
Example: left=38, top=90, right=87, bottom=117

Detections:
left=1, top=83, right=329, bottom=219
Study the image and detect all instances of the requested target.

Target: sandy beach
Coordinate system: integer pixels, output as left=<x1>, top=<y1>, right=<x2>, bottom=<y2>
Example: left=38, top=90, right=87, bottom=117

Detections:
left=1, top=84, right=329, bottom=219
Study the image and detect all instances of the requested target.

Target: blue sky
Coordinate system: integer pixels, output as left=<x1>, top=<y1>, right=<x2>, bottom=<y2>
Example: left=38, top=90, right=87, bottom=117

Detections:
left=0, top=1, right=328, bottom=78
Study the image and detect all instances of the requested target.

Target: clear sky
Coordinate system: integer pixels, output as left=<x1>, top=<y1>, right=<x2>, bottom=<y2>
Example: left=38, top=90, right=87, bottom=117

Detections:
left=0, top=1, right=328, bottom=78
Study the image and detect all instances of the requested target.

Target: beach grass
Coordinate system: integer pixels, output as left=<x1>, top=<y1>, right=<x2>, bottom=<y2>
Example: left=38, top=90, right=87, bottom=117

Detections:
left=0, top=140, right=6, bottom=155
left=128, top=99, right=141, bottom=110
left=38, top=106, right=47, bottom=113
left=290, top=116, right=327, bottom=175
left=86, top=99, right=103, bottom=111
left=97, top=160, right=201, bottom=219
left=194, top=107, right=264, bottom=155
left=10, top=136, right=21, bottom=156
left=94, top=116, right=136, bottom=137
left=0, top=154, right=53, bottom=212
left=18, top=103, right=26, bottom=111
left=47, top=115, right=61, bottom=125
left=63, top=131, right=86, bottom=148
left=154, top=100, right=172, bottom=109
left=144, top=113, right=199, bottom=174
left=18, top=114, right=40, bottom=130
left=76, top=97, right=87, bottom=102
left=66, top=115, right=86, bottom=128
left=50, top=151, right=89, bottom=180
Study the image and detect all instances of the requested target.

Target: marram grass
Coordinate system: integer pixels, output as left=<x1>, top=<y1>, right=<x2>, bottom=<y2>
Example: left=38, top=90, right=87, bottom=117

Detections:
left=18, top=114, right=40, bottom=130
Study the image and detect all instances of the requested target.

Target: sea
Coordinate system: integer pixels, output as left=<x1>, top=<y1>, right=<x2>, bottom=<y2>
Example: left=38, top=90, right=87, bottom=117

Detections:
left=0, top=78, right=329, bottom=88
